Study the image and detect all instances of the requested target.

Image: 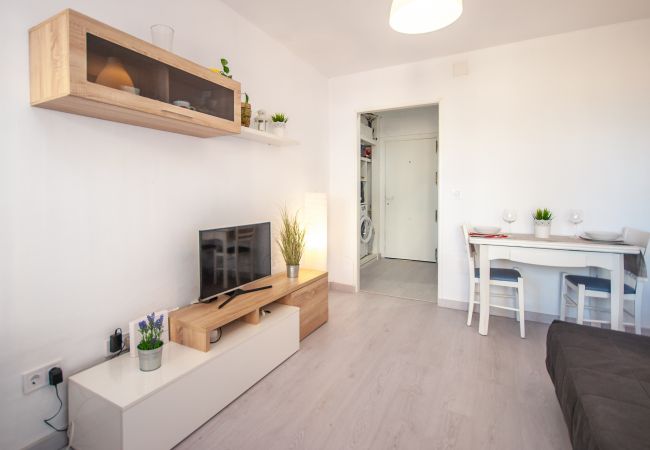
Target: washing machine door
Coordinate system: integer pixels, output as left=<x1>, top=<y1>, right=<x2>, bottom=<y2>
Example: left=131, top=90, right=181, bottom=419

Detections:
left=360, top=215, right=374, bottom=243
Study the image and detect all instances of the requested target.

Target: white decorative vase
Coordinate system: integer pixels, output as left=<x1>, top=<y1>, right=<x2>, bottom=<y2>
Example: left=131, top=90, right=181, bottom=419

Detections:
left=271, top=122, right=286, bottom=137
left=534, top=220, right=552, bottom=239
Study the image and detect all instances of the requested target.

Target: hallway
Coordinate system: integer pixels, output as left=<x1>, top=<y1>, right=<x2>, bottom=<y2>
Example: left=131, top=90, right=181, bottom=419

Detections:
left=360, top=257, right=437, bottom=302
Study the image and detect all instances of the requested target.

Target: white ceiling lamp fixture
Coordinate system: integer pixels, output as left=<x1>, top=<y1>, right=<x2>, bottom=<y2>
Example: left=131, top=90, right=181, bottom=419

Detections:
left=389, top=0, right=463, bottom=34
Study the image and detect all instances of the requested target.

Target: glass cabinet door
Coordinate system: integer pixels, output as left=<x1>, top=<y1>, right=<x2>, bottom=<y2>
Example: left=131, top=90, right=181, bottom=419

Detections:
left=86, top=33, right=235, bottom=122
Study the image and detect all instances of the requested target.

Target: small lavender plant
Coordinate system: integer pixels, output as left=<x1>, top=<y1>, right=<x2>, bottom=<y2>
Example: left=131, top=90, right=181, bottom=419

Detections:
left=137, top=312, right=165, bottom=351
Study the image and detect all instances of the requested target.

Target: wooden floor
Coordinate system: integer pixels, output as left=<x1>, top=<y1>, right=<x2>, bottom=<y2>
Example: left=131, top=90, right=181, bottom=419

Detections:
left=176, top=291, right=570, bottom=450
left=360, top=257, right=438, bottom=302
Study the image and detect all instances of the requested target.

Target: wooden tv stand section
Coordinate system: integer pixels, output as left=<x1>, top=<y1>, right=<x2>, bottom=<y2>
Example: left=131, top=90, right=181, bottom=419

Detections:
left=170, top=269, right=328, bottom=351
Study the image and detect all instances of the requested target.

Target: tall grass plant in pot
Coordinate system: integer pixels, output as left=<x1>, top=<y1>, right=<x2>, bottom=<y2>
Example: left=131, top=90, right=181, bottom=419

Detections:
left=277, top=207, right=305, bottom=278
left=533, top=208, right=553, bottom=238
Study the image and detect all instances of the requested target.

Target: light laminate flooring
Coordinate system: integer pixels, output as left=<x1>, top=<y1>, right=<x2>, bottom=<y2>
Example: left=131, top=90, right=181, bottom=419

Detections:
left=176, top=291, right=570, bottom=450
left=360, top=257, right=437, bottom=302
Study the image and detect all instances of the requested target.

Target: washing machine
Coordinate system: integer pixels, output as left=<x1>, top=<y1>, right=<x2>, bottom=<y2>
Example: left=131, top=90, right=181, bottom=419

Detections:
left=360, top=204, right=374, bottom=258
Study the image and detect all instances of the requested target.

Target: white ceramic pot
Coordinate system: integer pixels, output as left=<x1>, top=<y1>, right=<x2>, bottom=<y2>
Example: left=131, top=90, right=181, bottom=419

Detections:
left=534, top=220, right=552, bottom=239
left=271, top=122, right=286, bottom=137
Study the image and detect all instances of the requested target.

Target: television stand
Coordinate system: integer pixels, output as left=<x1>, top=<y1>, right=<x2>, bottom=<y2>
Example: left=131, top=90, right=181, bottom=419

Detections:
left=170, top=270, right=328, bottom=351
left=68, top=303, right=300, bottom=450
left=218, top=285, right=273, bottom=309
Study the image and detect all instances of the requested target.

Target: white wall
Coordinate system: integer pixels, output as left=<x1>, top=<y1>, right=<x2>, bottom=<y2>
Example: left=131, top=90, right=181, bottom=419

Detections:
left=329, top=20, right=650, bottom=318
left=0, top=1, right=328, bottom=448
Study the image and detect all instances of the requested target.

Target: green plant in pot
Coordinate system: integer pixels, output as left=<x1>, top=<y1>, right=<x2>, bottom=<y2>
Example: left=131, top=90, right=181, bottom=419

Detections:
left=218, top=58, right=232, bottom=78
left=533, top=208, right=553, bottom=239
left=137, top=312, right=165, bottom=371
left=241, top=92, right=251, bottom=127
left=277, top=207, right=305, bottom=278
left=210, top=58, right=232, bottom=78
left=270, top=113, right=289, bottom=138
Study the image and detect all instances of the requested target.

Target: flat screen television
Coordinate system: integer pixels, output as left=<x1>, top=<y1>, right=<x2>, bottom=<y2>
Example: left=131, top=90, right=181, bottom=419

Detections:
left=199, top=222, right=272, bottom=303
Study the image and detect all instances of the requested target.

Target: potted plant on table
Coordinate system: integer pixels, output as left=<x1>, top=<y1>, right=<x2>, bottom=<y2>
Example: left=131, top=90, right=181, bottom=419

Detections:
left=533, top=208, right=553, bottom=238
left=137, top=312, right=165, bottom=372
left=277, top=207, right=305, bottom=278
left=270, top=113, right=288, bottom=137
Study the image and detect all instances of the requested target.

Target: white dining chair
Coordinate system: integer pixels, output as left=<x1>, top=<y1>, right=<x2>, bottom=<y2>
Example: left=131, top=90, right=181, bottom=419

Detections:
left=560, top=227, right=649, bottom=335
left=463, top=225, right=526, bottom=338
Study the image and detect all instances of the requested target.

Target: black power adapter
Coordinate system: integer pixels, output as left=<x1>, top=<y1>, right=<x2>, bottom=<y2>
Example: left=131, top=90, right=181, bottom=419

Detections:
left=109, top=328, right=123, bottom=353
left=48, top=367, right=63, bottom=386
left=44, top=366, right=66, bottom=432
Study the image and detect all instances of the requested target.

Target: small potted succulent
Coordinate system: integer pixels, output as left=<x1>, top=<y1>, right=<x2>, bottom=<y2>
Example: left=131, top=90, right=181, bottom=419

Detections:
left=270, top=113, right=288, bottom=137
left=241, top=92, right=251, bottom=127
left=137, top=312, right=165, bottom=372
left=277, top=207, right=305, bottom=278
left=533, top=208, right=553, bottom=238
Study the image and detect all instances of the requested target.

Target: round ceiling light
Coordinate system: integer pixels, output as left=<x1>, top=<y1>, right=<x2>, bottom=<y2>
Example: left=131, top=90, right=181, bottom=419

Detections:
left=389, top=0, right=463, bottom=34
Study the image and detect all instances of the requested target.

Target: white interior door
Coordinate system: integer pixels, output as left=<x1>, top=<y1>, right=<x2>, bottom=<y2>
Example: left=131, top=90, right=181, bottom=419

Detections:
left=384, top=137, right=437, bottom=262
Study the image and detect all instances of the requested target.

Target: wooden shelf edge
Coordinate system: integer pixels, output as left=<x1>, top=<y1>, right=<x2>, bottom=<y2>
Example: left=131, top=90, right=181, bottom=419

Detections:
left=236, top=127, right=299, bottom=146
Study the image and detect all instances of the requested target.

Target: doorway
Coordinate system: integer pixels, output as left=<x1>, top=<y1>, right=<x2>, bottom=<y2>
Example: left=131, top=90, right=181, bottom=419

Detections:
left=358, top=105, right=439, bottom=303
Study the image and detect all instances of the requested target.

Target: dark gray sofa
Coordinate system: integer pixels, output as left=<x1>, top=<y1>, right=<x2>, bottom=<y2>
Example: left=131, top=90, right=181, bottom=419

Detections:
left=546, top=320, right=650, bottom=450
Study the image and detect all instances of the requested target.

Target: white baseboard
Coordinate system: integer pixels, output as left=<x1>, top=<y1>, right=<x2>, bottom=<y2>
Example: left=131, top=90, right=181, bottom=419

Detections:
left=437, top=298, right=557, bottom=324
left=329, top=282, right=356, bottom=293
left=24, top=431, right=68, bottom=450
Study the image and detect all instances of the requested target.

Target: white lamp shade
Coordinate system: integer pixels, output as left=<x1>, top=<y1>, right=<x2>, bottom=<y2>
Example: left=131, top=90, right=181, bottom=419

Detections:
left=389, top=0, right=463, bottom=34
left=303, top=193, right=327, bottom=271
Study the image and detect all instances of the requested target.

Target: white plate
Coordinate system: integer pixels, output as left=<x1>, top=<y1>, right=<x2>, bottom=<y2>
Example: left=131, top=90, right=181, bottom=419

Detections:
left=473, top=226, right=501, bottom=234
left=583, top=231, right=621, bottom=241
left=579, top=234, right=623, bottom=243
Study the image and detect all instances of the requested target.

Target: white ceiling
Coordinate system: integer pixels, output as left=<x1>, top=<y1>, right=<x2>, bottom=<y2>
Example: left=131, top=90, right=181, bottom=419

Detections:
left=222, top=0, right=650, bottom=77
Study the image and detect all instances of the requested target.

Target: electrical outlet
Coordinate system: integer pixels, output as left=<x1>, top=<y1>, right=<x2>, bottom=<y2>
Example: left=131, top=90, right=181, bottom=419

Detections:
left=105, top=332, right=129, bottom=357
left=22, top=360, right=62, bottom=394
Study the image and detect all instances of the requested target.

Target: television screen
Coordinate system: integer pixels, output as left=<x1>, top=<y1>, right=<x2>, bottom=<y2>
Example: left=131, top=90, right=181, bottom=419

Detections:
left=199, top=222, right=272, bottom=301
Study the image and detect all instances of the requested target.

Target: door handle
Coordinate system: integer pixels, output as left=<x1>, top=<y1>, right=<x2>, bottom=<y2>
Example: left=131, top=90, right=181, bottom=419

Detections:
left=160, top=107, right=196, bottom=119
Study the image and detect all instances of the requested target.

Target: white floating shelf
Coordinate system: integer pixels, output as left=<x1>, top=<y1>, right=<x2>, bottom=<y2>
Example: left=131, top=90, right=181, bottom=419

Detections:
left=237, top=127, right=299, bottom=146
left=360, top=136, right=378, bottom=146
left=360, top=156, right=372, bottom=163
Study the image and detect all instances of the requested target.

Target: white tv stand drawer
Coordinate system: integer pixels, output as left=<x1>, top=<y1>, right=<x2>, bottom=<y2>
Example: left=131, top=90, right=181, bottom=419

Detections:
left=68, top=303, right=299, bottom=450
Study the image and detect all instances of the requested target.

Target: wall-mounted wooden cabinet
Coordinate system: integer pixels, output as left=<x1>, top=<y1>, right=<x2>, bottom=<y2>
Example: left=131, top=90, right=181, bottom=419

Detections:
left=29, top=9, right=241, bottom=137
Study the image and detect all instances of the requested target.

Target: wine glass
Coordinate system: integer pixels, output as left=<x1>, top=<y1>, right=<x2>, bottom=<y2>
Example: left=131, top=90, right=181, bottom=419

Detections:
left=502, top=209, right=518, bottom=233
left=568, top=209, right=583, bottom=237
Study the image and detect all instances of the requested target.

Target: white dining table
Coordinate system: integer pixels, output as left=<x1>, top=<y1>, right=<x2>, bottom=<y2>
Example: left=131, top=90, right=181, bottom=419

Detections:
left=468, top=233, right=644, bottom=336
